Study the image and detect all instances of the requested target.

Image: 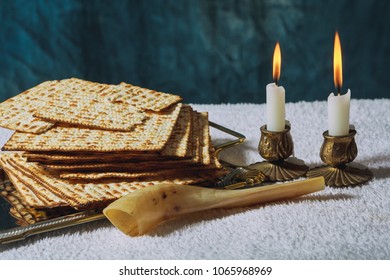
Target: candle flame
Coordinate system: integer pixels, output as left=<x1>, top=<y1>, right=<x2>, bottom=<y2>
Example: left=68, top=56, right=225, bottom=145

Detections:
left=333, top=31, right=343, bottom=94
left=273, top=42, right=281, bottom=85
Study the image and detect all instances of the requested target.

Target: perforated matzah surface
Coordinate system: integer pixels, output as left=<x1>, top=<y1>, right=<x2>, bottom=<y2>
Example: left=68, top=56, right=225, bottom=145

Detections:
left=107, top=82, right=182, bottom=111
left=0, top=81, right=56, bottom=133
left=4, top=103, right=183, bottom=152
left=33, top=78, right=147, bottom=131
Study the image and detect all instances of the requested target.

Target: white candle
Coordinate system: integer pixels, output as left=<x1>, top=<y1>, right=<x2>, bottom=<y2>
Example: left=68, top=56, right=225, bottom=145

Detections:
left=328, top=32, right=350, bottom=136
left=328, top=89, right=350, bottom=136
left=266, top=83, right=286, bottom=132
left=266, top=42, right=286, bottom=132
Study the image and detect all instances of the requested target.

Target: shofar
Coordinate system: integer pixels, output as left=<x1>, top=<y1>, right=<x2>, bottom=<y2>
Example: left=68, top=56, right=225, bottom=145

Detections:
left=103, top=176, right=325, bottom=236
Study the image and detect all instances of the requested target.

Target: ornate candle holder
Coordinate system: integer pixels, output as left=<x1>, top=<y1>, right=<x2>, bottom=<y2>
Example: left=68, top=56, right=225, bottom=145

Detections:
left=247, top=124, right=309, bottom=182
left=306, top=128, right=373, bottom=187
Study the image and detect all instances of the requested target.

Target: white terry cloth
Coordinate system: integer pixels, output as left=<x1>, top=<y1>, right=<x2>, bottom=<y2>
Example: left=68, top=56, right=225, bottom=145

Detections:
left=0, top=99, right=389, bottom=260
left=0, top=128, right=15, bottom=149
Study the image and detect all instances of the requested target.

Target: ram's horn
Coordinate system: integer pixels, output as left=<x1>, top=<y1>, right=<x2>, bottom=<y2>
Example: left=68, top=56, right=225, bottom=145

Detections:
left=103, top=176, right=325, bottom=236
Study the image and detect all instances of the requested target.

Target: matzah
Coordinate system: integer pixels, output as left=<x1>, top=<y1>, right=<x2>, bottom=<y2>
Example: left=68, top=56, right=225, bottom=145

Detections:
left=25, top=152, right=172, bottom=164
left=42, top=151, right=222, bottom=173
left=0, top=159, right=62, bottom=208
left=0, top=77, right=227, bottom=214
left=24, top=105, right=193, bottom=164
left=107, top=82, right=182, bottom=111
left=0, top=179, right=75, bottom=224
left=0, top=156, right=69, bottom=209
left=198, top=112, right=211, bottom=166
left=4, top=103, right=183, bottom=152
left=27, top=105, right=194, bottom=166
left=0, top=78, right=182, bottom=133
left=44, top=161, right=203, bottom=172
left=9, top=207, right=29, bottom=226
left=33, top=78, right=147, bottom=131
left=160, top=104, right=192, bottom=157
left=34, top=110, right=221, bottom=172
left=0, top=80, right=56, bottom=133
left=59, top=167, right=224, bottom=180
left=0, top=153, right=220, bottom=210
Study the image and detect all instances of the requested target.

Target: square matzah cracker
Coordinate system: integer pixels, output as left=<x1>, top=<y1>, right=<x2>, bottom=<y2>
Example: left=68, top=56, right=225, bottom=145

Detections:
left=33, top=79, right=147, bottom=131
left=0, top=78, right=108, bottom=133
left=4, top=103, right=183, bottom=152
left=107, top=82, right=182, bottom=111
left=0, top=80, right=56, bottom=133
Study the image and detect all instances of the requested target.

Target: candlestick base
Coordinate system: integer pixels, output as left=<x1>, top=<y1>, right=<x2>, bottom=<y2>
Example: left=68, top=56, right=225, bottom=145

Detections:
left=248, top=157, right=309, bottom=182
left=306, top=129, right=373, bottom=187
left=306, top=163, right=373, bottom=187
left=253, top=124, right=309, bottom=182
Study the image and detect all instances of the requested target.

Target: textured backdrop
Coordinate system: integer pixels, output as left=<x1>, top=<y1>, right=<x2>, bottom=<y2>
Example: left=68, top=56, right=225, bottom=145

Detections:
left=0, top=0, right=389, bottom=103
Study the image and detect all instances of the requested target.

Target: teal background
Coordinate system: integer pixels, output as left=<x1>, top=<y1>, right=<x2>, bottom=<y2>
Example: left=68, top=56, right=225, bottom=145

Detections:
left=0, top=0, right=389, bottom=103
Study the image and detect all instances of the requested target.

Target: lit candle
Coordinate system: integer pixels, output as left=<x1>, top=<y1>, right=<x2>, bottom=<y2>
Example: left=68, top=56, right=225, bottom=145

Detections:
left=266, top=42, right=286, bottom=132
left=328, top=31, right=351, bottom=136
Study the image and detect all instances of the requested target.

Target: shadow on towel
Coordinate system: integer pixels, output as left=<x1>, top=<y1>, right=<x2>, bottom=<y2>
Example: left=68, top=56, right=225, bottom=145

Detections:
left=214, top=137, right=259, bottom=167
left=150, top=193, right=356, bottom=237
left=356, top=153, right=390, bottom=179
left=370, top=166, right=390, bottom=180
left=0, top=194, right=358, bottom=248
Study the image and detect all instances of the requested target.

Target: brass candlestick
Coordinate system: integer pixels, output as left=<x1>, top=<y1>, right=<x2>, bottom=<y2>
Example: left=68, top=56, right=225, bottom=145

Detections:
left=306, top=128, right=373, bottom=187
left=247, top=124, right=309, bottom=182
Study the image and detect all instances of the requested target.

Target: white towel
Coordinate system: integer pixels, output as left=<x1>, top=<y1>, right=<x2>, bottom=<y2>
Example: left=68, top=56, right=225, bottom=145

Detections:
left=0, top=99, right=389, bottom=259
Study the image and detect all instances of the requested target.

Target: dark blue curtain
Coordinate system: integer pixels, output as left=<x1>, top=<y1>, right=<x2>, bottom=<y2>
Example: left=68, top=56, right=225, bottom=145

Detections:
left=0, top=0, right=389, bottom=103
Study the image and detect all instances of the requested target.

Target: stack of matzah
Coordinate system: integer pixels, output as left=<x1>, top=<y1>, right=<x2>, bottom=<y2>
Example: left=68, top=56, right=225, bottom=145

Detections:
left=0, top=78, right=226, bottom=225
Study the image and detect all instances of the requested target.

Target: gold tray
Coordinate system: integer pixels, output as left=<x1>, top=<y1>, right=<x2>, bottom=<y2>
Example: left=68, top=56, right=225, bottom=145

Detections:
left=0, top=122, right=245, bottom=244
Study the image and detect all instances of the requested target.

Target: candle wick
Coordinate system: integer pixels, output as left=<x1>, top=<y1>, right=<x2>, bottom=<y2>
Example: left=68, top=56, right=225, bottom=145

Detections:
left=275, top=78, right=279, bottom=87
left=337, top=86, right=341, bottom=96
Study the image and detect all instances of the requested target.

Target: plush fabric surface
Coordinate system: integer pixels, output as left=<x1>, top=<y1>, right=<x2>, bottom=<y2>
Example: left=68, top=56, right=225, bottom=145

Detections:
left=1, top=0, right=390, bottom=103
left=0, top=99, right=389, bottom=259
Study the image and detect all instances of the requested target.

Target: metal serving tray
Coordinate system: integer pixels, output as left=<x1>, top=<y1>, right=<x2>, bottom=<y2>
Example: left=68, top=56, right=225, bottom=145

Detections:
left=0, top=122, right=245, bottom=244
